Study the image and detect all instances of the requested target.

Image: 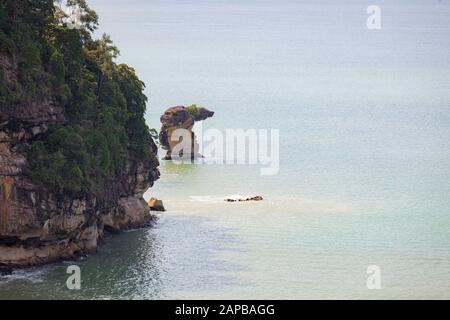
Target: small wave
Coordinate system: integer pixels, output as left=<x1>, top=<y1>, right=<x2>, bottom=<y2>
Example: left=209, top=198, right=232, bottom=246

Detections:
left=190, top=194, right=350, bottom=212
left=189, top=195, right=224, bottom=203
left=0, top=267, right=49, bottom=285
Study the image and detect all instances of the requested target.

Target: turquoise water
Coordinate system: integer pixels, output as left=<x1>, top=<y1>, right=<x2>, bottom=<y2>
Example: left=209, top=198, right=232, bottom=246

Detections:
left=1, top=0, right=450, bottom=299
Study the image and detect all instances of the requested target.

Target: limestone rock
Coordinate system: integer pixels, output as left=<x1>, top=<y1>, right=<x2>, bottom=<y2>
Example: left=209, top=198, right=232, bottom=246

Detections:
left=148, top=197, right=166, bottom=211
left=159, top=105, right=214, bottom=160
left=0, top=51, right=160, bottom=268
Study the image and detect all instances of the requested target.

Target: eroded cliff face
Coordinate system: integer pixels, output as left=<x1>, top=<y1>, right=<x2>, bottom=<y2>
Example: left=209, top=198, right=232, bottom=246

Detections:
left=0, top=54, right=160, bottom=268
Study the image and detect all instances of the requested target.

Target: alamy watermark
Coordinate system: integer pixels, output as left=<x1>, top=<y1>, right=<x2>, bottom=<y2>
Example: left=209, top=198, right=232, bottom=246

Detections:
left=66, top=265, right=81, bottom=290
left=55, top=1, right=83, bottom=30
left=366, top=265, right=381, bottom=290
left=168, top=123, right=280, bottom=176
left=367, top=5, right=382, bottom=30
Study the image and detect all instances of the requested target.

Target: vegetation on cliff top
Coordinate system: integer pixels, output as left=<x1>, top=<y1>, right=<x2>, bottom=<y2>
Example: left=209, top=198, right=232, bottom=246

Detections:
left=0, top=0, right=158, bottom=196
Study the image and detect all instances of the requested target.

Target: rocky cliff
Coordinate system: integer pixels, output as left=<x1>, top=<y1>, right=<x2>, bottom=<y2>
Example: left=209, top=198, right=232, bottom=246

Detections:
left=0, top=1, right=160, bottom=268
left=0, top=52, right=160, bottom=267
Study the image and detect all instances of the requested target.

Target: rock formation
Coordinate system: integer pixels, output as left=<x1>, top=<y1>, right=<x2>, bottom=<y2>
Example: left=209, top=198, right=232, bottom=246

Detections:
left=0, top=85, right=160, bottom=267
left=159, top=105, right=214, bottom=160
left=0, top=1, right=160, bottom=268
left=224, top=196, right=264, bottom=202
left=148, top=197, right=166, bottom=212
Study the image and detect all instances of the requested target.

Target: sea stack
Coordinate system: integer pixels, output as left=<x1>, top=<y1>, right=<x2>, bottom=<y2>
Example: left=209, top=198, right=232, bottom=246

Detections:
left=159, top=105, right=214, bottom=160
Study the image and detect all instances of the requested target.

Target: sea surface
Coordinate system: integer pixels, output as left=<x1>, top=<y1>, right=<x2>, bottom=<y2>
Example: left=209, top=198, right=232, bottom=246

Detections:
left=1, top=0, right=450, bottom=299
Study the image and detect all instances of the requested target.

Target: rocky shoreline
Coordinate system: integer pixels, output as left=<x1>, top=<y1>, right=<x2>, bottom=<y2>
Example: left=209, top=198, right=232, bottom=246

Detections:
left=0, top=1, right=169, bottom=269
left=0, top=213, right=158, bottom=275
left=0, top=54, right=160, bottom=268
left=0, top=112, right=160, bottom=267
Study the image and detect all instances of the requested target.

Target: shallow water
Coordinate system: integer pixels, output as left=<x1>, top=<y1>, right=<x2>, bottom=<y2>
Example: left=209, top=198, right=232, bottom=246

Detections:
left=1, top=0, right=450, bottom=299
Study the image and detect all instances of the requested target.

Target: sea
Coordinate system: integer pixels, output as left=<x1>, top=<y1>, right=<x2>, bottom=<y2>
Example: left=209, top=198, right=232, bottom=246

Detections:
left=1, top=0, right=449, bottom=299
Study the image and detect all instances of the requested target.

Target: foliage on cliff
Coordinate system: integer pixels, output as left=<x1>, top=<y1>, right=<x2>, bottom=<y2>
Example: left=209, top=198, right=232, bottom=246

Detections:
left=0, top=0, right=158, bottom=196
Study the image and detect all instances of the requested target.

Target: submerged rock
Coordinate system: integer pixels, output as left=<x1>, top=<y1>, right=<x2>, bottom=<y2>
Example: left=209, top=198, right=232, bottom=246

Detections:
left=225, top=195, right=264, bottom=202
left=159, top=105, right=214, bottom=160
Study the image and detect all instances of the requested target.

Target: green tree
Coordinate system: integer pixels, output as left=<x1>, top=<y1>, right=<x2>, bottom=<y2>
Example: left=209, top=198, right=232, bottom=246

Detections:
left=1, top=0, right=158, bottom=196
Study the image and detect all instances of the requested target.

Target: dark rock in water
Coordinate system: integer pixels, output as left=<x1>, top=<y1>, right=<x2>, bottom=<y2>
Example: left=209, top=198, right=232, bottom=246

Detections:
left=247, top=196, right=263, bottom=201
left=225, top=195, right=264, bottom=202
left=159, top=105, right=214, bottom=160
left=0, top=266, right=13, bottom=275
left=148, top=197, right=166, bottom=211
